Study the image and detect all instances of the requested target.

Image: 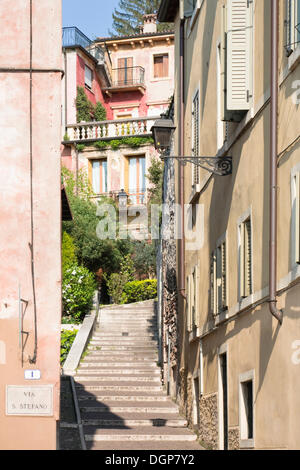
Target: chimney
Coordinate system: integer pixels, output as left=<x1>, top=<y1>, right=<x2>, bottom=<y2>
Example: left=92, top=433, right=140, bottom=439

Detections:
left=142, top=13, right=157, bottom=34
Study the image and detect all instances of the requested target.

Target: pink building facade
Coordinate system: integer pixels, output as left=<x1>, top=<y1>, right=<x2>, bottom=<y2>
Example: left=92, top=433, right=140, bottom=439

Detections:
left=61, top=17, right=174, bottom=207
left=0, top=0, right=63, bottom=449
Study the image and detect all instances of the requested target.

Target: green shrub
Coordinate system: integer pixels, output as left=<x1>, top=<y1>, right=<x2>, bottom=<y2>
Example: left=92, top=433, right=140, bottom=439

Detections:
left=104, top=254, right=135, bottom=304
left=61, top=329, right=77, bottom=365
left=62, top=264, right=97, bottom=323
left=94, top=101, right=107, bottom=121
left=123, top=279, right=157, bottom=304
left=76, top=86, right=94, bottom=122
left=62, top=231, right=77, bottom=273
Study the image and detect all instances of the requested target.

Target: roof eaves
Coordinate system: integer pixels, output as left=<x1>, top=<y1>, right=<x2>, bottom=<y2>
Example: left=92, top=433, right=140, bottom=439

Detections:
left=157, top=0, right=179, bottom=23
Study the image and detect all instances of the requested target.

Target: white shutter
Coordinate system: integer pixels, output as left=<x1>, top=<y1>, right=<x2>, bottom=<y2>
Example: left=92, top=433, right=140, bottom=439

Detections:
left=85, top=65, right=93, bottom=89
left=295, top=172, right=300, bottom=263
left=227, top=0, right=253, bottom=111
left=195, top=265, right=200, bottom=326
left=210, top=252, right=217, bottom=315
left=221, top=242, right=227, bottom=309
left=184, top=0, right=196, bottom=17
left=187, top=275, right=192, bottom=331
left=239, top=222, right=245, bottom=298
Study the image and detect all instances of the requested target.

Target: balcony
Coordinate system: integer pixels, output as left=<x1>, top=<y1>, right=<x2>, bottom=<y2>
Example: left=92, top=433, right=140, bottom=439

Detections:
left=62, top=27, right=112, bottom=87
left=103, top=66, right=146, bottom=95
left=65, top=116, right=158, bottom=143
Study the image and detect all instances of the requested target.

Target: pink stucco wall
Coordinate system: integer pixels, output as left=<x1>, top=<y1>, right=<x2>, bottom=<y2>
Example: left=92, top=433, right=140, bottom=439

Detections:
left=0, top=0, right=62, bottom=450
left=76, top=53, right=112, bottom=120
left=106, top=37, right=174, bottom=119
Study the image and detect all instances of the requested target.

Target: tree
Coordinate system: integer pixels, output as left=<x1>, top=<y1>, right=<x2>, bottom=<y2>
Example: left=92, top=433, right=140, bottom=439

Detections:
left=110, top=0, right=173, bottom=36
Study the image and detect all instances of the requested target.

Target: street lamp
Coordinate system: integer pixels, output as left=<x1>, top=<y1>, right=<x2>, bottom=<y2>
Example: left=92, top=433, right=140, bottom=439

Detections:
left=151, top=117, right=232, bottom=176
left=151, top=117, right=176, bottom=151
left=118, top=188, right=128, bottom=210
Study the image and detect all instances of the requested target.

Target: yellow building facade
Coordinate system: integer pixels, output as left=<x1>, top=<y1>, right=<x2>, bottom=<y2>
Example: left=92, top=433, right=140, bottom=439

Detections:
left=158, top=0, right=300, bottom=449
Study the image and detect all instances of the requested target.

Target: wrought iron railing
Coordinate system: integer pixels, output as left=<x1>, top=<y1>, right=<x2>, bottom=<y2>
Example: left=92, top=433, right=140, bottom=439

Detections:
left=110, top=66, right=145, bottom=88
left=62, top=26, right=104, bottom=62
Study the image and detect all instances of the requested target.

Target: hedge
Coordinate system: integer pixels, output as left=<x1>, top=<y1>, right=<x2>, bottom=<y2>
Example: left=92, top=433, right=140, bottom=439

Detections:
left=123, top=279, right=157, bottom=304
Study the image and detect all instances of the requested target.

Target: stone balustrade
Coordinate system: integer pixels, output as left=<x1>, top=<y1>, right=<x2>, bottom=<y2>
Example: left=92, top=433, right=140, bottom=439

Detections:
left=65, top=117, right=158, bottom=143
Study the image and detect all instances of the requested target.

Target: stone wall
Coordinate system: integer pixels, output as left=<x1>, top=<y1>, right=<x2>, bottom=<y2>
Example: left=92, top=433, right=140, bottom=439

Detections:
left=198, top=393, right=219, bottom=450
left=228, top=427, right=240, bottom=450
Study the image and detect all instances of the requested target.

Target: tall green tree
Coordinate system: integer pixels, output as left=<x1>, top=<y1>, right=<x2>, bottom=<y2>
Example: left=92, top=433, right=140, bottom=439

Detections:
left=110, top=0, right=173, bottom=36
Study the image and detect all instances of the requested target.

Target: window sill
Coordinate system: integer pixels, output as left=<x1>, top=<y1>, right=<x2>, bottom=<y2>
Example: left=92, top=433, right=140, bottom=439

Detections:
left=189, top=327, right=200, bottom=343
left=189, top=183, right=201, bottom=204
left=215, top=310, right=228, bottom=325
left=240, top=438, right=254, bottom=449
left=151, top=77, right=170, bottom=82
left=288, top=45, right=300, bottom=72
left=187, top=0, right=204, bottom=37
left=85, top=85, right=94, bottom=94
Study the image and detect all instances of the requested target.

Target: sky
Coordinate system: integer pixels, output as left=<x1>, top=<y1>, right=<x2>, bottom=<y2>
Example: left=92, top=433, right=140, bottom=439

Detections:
left=62, top=0, right=121, bottom=40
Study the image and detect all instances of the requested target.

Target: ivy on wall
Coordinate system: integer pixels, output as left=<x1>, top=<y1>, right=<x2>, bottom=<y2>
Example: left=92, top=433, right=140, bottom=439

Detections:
left=76, top=136, right=154, bottom=152
left=76, top=86, right=107, bottom=123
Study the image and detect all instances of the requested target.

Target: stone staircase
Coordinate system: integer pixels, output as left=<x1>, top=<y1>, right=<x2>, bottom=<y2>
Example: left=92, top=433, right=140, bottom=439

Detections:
left=73, top=300, right=203, bottom=450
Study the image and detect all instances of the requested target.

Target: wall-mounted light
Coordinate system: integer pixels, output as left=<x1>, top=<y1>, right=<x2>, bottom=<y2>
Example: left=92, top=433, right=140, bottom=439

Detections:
left=151, top=117, right=232, bottom=177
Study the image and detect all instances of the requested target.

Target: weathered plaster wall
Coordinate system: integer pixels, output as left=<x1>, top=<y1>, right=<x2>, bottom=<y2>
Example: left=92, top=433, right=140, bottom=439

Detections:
left=0, top=0, right=62, bottom=450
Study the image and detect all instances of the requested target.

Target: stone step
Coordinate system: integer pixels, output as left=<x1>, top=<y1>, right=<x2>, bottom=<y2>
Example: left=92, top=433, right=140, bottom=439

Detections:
left=86, top=349, right=157, bottom=356
left=94, top=331, right=158, bottom=337
left=88, top=345, right=157, bottom=352
left=82, top=418, right=187, bottom=427
left=87, top=441, right=203, bottom=451
left=76, top=369, right=161, bottom=375
left=75, top=376, right=161, bottom=383
left=76, top=394, right=169, bottom=402
left=79, top=405, right=178, bottom=413
left=79, top=362, right=158, bottom=367
left=75, top=384, right=163, bottom=392
left=88, top=344, right=157, bottom=350
left=84, top=426, right=197, bottom=442
left=92, top=338, right=158, bottom=343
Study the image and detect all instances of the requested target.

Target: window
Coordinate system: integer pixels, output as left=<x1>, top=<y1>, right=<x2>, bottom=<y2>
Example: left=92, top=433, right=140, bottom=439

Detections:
left=217, top=42, right=225, bottom=150
left=91, top=159, right=107, bottom=194
left=85, top=65, right=93, bottom=89
left=187, top=265, right=199, bottom=331
left=192, top=90, right=200, bottom=185
left=292, top=170, right=300, bottom=264
left=286, top=0, right=300, bottom=55
left=238, top=217, right=253, bottom=299
left=153, top=54, right=169, bottom=78
left=221, top=0, right=253, bottom=121
left=210, top=238, right=227, bottom=316
left=239, top=371, right=254, bottom=448
left=117, top=57, right=133, bottom=85
left=125, top=156, right=146, bottom=205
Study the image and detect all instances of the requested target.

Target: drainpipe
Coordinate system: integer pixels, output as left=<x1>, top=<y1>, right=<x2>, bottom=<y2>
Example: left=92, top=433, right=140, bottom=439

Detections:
left=179, top=16, right=186, bottom=299
left=269, top=0, right=283, bottom=324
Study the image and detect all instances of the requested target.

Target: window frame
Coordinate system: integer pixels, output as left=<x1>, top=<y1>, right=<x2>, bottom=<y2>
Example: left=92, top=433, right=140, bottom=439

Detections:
left=90, top=158, right=108, bottom=195
left=211, top=233, right=228, bottom=317
left=191, top=87, right=200, bottom=185
left=239, top=370, right=255, bottom=449
left=237, top=210, right=253, bottom=301
left=153, top=53, right=169, bottom=79
left=291, top=166, right=300, bottom=265
left=84, top=64, right=93, bottom=90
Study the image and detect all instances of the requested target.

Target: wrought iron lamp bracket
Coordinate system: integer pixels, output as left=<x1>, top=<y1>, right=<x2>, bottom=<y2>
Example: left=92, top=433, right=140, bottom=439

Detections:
left=160, top=154, right=232, bottom=176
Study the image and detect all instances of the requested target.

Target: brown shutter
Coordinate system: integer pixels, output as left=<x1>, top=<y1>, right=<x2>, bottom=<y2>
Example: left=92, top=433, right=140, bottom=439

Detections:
left=118, top=58, right=125, bottom=85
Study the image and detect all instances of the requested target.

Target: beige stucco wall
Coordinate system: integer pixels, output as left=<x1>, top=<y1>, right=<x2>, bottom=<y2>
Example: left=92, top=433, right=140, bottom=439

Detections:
left=170, top=0, right=300, bottom=450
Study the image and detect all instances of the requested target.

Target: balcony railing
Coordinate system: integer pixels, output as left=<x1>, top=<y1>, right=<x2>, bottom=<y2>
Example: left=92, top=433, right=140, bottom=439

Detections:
left=110, top=66, right=145, bottom=88
left=62, top=26, right=105, bottom=63
left=65, top=116, right=158, bottom=142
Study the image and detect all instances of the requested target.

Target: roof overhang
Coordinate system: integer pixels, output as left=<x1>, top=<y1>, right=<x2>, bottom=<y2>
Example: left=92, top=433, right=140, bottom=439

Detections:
left=158, top=0, right=179, bottom=22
